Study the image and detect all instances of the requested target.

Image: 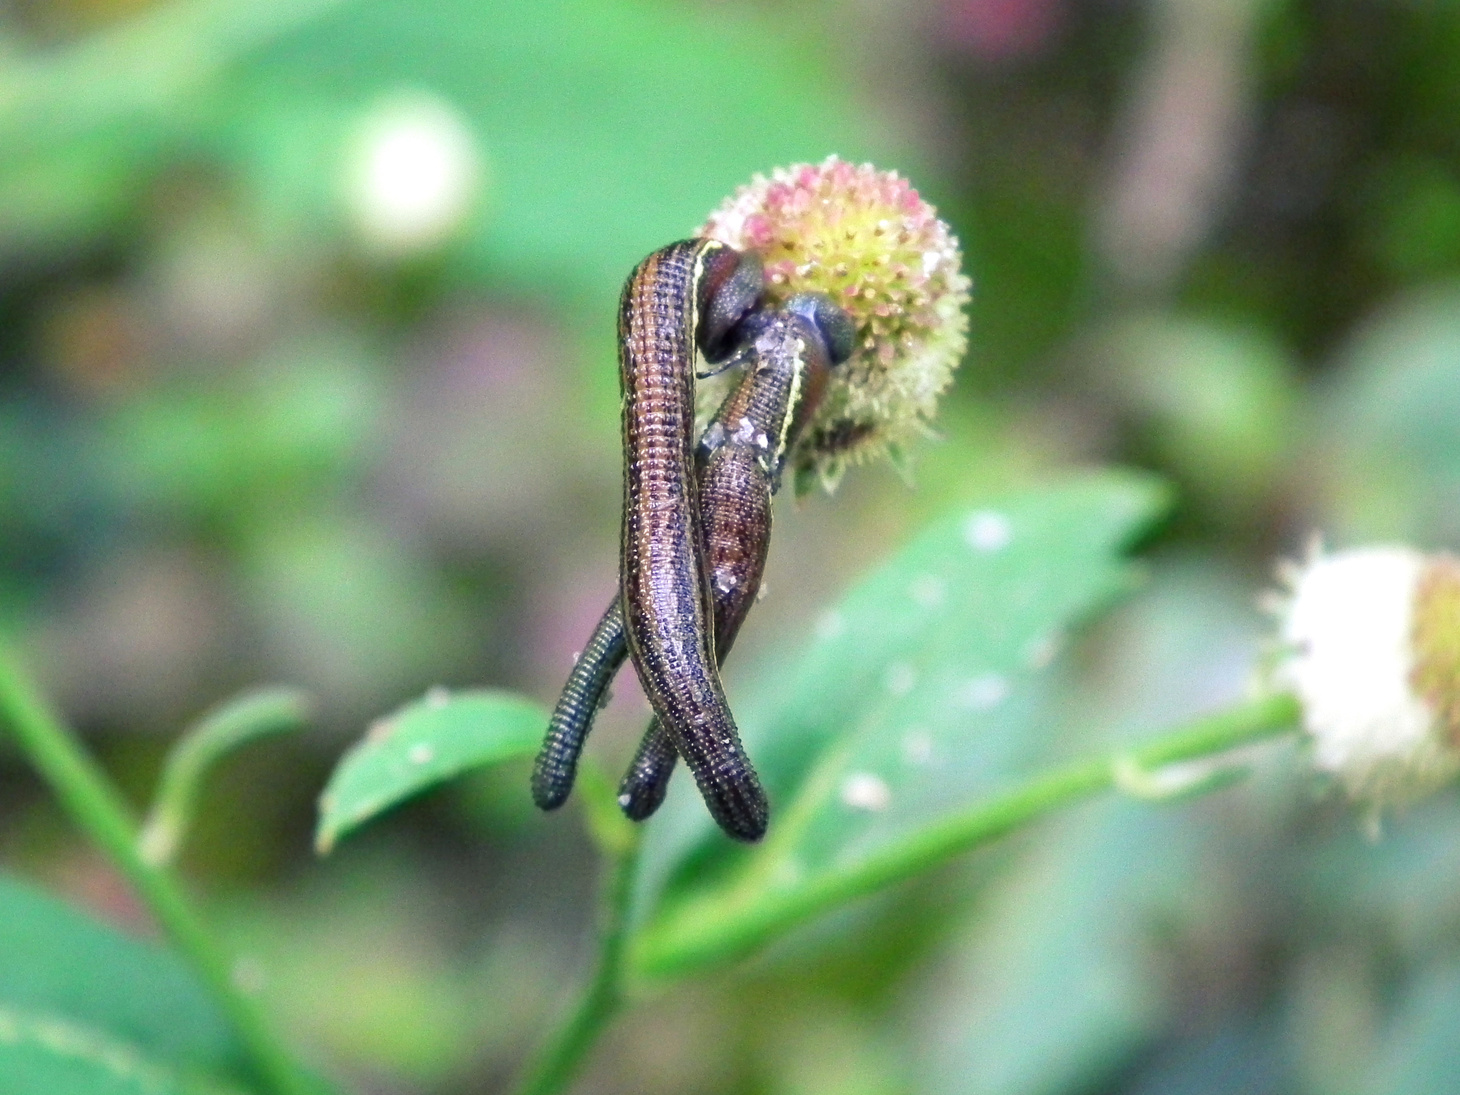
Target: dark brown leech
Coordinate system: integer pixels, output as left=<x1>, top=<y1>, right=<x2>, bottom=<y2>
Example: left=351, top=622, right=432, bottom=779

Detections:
left=531, top=600, right=627, bottom=810
left=531, top=241, right=761, bottom=819
left=533, top=301, right=844, bottom=824
left=619, top=301, right=846, bottom=820
left=532, top=339, right=777, bottom=817
left=618, top=240, right=770, bottom=842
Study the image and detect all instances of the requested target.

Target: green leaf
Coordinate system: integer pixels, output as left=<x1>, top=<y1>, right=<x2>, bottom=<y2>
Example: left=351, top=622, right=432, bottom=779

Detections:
left=1362, top=961, right=1460, bottom=1095
left=0, top=873, right=244, bottom=1080
left=913, top=800, right=1184, bottom=1095
left=0, top=0, right=352, bottom=158
left=316, top=689, right=547, bottom=853
left=0, top=1006, right=244, bottom=1095
left=631, top=472, right=1169, bottom=979
left=140, top=688, right=312, bottom=867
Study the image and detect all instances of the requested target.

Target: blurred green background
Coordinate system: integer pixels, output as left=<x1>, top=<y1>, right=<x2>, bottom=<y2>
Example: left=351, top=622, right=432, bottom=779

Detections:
left=5, top=0, right=1460, bottom=1092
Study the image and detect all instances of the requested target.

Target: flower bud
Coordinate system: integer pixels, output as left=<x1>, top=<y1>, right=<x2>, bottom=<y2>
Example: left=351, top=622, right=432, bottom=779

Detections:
left=698, top=157, right=971, bottom=490
left=1274, top=545, right=1460, bottom=806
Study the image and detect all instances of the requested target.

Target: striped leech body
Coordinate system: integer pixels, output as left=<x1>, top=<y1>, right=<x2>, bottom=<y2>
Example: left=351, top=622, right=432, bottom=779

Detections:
left=532, top=238, right=765, bottom=840
left=531, top=259, right=853, bottom=841
left=617, top=296, right=851, bottom=822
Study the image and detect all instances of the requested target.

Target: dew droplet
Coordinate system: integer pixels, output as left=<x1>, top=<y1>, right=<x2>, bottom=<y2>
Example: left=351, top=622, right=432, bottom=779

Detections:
left=769, top=854, right=805, bottom=889
left=840, top=772, right=892, bottom=811
left=902, top=729, right=933, bottom=765
left=232, top=957, right=267, bottom=995
left=957, top=674, right=1009, bottom=711
left=963, top=511, right=1012, bottom=553
left=909, top=574, right=945, bottom=608
left=408, top=743, right=435, bottom=764
left=816, top=611, right=845, bottom=641
left=885, top=662, right=917, bottom=696
left=1024, top=632, right=1062, bottom=669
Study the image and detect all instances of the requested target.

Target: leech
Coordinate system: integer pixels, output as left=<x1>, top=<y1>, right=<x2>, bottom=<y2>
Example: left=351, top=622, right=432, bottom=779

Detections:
left=533, top=241, right=761, bottom=826
left=616, top=239, right=770, bottom=841
left=531, top=248, right=851, bottom=843
left=618, top=297, right=851, bottom=822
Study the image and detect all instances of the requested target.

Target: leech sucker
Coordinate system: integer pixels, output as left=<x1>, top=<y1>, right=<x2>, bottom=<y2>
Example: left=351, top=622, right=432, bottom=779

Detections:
left=618, top=304, right=845, bottom=823
left=618, top=240, right=769, bottom=842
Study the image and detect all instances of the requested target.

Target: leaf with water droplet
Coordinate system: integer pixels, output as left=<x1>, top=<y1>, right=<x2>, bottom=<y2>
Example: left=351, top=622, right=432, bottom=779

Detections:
left=631, top=472, right=1170, bottom=979
left=316, top=689, right=546, bottom=854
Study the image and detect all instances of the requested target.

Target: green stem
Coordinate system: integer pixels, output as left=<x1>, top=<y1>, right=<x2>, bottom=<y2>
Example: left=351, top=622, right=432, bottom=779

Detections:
left=512, top=825, right=642, bottom=1095
left=0, top=646, right=318, bottom=1095
left=633, top=690, right=1302, bottom=980
left=140, top=687, right=311, bottom=867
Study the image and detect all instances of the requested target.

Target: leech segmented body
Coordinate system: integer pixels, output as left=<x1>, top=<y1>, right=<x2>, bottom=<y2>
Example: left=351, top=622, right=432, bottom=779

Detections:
left=532, top=290, right=851, bottom=840
left=618, top=239, right=769, bottom=841
left=618, top=307, right=841, bottom=821
left=531, top=239, right=766, bottom=839
left=529, top=344, right=779, bottom=817
left=530, top=596, right=625, bottom=812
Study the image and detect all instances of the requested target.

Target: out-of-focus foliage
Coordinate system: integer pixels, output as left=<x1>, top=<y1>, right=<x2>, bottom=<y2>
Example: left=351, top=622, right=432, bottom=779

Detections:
left=316, top=689, right=545, bottom=853
left=7, top=0, right=1460, bottom=1093
left=633, top=474, right=1164, bottom=977
left=140, top=687, right=311, bottom=866
left=0, top=872, right=245, bottom=1085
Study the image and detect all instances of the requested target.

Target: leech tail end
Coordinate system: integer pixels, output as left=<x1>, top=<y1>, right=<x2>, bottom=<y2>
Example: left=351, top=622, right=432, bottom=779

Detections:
left=531, top=601, right=628, bottom=811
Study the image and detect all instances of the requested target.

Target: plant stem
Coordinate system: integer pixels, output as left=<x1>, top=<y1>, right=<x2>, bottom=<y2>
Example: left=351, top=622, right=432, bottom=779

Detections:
left=0, top=646, right=319, bottom=1095
left=140, top=687, right=311, bottom=867
left=633, top=690, right=1302, bottom=980
left=512, top=823, right=642, bottom=1095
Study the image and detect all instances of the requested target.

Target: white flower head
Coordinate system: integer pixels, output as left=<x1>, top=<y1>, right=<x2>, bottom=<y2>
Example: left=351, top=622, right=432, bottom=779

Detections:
left=344, top=90, right=485, bottom=258
left=1273, top=544, right=1460, bottom=807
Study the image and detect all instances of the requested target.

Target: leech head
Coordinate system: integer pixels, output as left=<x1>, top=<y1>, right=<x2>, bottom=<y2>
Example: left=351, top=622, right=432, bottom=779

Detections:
left=697, top=245, right=765, bottom=363
left=784, top=292, right=856, bottom=368
left=780, top=294, right=854, bottom=458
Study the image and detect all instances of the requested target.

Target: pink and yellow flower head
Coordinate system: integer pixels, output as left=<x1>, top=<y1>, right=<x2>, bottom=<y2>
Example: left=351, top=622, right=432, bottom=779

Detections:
left=699, top=157, right=972, bottom=490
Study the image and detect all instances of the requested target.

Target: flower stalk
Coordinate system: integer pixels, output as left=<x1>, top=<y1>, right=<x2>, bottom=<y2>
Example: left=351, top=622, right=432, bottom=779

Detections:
left=631, top=690, right=1301, bottom=982
left=511, top=764, right=641, bottom=1095
left=0, top=645, right=319, bottom=1095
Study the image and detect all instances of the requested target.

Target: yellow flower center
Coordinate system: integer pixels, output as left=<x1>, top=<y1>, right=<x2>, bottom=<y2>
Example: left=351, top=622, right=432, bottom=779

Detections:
left=1412, top=554, right=1460, bottom=744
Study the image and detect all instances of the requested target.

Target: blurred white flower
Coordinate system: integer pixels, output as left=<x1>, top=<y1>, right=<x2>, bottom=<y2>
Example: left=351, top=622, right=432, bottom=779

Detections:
left=1274, top=544, right=1460, bottom=806
left=345, top=90, right=485, bottom=257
